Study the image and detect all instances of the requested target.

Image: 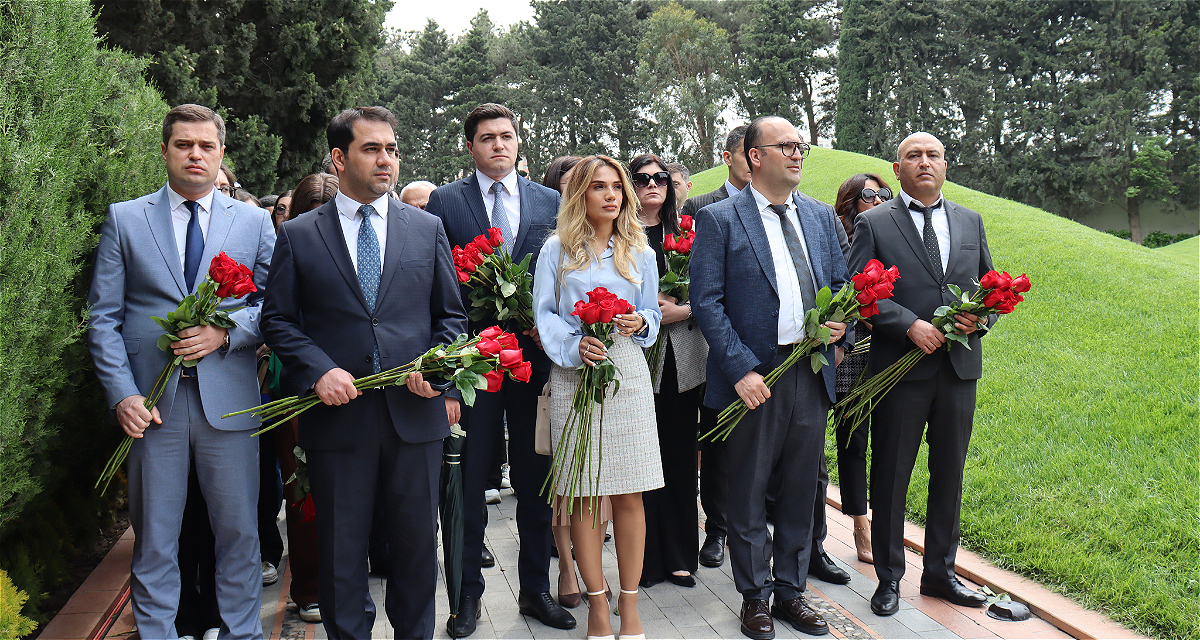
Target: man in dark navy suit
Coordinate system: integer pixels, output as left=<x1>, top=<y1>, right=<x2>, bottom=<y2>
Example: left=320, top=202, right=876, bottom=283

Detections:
left=691, top=116, right=851, bottom=639
left=426, top=103, right=574, bottom=638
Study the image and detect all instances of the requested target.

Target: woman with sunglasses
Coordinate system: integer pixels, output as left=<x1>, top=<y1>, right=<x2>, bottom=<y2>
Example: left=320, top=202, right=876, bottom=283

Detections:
left=533, top=155, right=663, bottom=640
left=830, top=172, right=893, bottom=564
left=627, top=154, right=708, bottom=590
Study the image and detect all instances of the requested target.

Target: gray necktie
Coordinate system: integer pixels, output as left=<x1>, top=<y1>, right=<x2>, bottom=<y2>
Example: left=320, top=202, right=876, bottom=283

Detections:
left=490, top=181, right=514, bottom=253
left=910, top=200, right=944, bottom=282
left=768, top=203, right=817, bottom=312
left=357, top=204, right=381, bottom=373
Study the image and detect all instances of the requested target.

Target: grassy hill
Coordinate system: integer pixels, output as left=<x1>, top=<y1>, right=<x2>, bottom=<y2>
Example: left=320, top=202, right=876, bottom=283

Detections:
left=688, top=147, right=1199, bottom=640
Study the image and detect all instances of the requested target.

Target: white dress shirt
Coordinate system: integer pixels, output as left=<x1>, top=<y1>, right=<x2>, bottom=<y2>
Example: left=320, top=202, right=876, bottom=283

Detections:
left=751, top=186, right=814, bottom=345
left=477, top=169, right=521, bottom=235
left=900, top=190, right=949, bottom=272
left=724, top=179, right=742, bottom=198
left=166, top=185, right=214, bottom=271
left=334, top=190, right=390, bottom=272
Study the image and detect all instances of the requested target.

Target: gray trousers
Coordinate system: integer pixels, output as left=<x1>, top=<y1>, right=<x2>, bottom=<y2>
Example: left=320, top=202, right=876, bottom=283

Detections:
left=726, top=351, right=828, bottom=602
left=128, top=377, right=263, bottom=640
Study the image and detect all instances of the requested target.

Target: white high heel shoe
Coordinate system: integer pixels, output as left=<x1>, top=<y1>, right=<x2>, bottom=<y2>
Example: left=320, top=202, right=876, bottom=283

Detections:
left=616, top=588, right=646, bottom=640
left=585, top=590, right=616, bottom=640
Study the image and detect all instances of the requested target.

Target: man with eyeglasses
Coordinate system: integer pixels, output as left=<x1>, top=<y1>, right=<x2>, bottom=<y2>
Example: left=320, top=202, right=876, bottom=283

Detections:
left=262, top=106, right=467, bottom=639
left=848, top=132, right=994, bottom=617
left=691, top=116, right=851, bottom=639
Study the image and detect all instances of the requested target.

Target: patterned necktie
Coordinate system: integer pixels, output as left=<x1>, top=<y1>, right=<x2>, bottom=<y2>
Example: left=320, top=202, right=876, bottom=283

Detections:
left=768, top=203, right=817, bottom=312
left=490, top=181, right=514, bottom=253
left=909, top=200, right=945, bottom=282
left=357, top=204, right=381, bottom=373
left=183, top=200, right=204, bottom=293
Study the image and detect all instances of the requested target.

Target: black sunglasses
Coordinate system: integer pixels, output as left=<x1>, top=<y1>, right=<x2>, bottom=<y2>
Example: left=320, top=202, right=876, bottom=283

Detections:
left=632, top=171, right=670, bottom=189
left=860, top=187, right=892, bottom=203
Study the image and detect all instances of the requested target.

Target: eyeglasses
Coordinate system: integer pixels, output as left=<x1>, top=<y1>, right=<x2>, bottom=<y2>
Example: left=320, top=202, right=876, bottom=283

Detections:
left=754, top=142, right=810, bottom=159
left=217, top=185, right=235, bottom=195
left=273, top=203, right=290, bottom=212
left=860, top=187, right=892, bottom=203
left=632, top=171, right=670, bottom=189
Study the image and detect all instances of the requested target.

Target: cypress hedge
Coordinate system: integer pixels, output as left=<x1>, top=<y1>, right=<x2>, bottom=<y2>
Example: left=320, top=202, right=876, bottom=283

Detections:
left=0, top=0, right=168, bottom=621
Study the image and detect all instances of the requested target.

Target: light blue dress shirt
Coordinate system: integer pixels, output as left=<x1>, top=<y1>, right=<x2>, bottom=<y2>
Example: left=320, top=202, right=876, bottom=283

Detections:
left=533, top=235, right=662, bottom=369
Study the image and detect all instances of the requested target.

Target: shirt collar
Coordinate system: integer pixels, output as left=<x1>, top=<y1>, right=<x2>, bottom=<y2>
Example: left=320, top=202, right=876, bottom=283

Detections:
left=724, top=180, right=742, bottom=197
left=476, top=169, right=518, bottom=197
left=334, top=190, right=390, bottom=221
left=899, top=189, right=943, bottom=210
left=166, top=183, right=215, bottom=214
left=749, top=185, right=794, bottom=215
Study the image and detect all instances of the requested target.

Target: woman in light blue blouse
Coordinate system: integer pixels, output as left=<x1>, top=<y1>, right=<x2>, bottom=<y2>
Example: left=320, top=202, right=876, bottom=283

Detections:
left=533, top=155, right=663, bottom=640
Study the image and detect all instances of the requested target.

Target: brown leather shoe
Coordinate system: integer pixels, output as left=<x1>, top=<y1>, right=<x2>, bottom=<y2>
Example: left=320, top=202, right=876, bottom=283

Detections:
left=771, top=596, right=828, bottom=636
left=739, top=598, right=774, bottom=639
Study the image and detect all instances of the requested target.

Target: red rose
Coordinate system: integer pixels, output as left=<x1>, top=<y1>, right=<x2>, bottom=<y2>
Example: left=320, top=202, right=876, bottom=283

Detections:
left=663, top=234, right=678, bottom=252
left=862, top=259, right=885, bottom=280
left=579, top=302, right=602, bottom=325
left=294, top=494, right=315, bottom=522
left=979, top=270, right=1005, bottom=291
left=461, top=244, right=483, bottom=270
left=208, top=251, right=241, bottom=285
left=598, top=297, right=625, bottom=323
left=883, top=265, right=900, bottom=283
left=476, top=337, right=503, bottom=357
left=497, top=332, right=519, bottom=350
left=480, top=326, right=505, bottom=340
left=499, top=349, right=524, bottom=368
left=484, top=369, right=504, bottom=392
left=859, top=301, right=880, bottom=318
left=680, top=215, right=694, bottom=231
left=856, top=288, right=878, bottom=307
left=851, top=271, right=873, bottom=292
left=983, top=289, right=1004, bottom=309
left=677, top=235, right=693, bottom=253
left=869, top=280, right=894, bottom=300
left=473, top=236, right=494, bottom=256
left=586, top=287, right=617, bottom=304
left=229, top=275, right=257, bottom=299
left=487, top=227, right=504, bottom=248
left=1011, top=273, right=1031, bottom=294
left=457, top=269, right=471, bottom=283
left=216, top=263, right=256, bottom=299
left=509, top=360, right=532, bottom=382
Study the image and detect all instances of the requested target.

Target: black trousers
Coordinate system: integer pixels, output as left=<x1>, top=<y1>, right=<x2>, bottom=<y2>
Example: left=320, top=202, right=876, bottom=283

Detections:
left=460, top=369, right=553, bottom=600
left=307, top=390, right=441, bottom=640
left=643, top=346, right=700, bottom=582
left=870, top=353, right=976, bottom=583
left=698, top=404, right=726, bottom=539
left=258, top=428, right=284, bottom=567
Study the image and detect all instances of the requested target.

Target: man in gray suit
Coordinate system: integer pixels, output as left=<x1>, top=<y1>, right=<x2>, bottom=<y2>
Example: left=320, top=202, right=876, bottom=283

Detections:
left=847, top=132, right=993, bottom=616
left=681, top=124, right=750, bottom=570
left=691, top=116, right=850, bottom=639
left=88, top=104, right=275, bottom=640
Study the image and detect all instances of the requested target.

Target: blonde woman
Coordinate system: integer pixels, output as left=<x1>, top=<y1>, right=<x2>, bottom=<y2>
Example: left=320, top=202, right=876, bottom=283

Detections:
left=533, top=155, right=664, bottom=640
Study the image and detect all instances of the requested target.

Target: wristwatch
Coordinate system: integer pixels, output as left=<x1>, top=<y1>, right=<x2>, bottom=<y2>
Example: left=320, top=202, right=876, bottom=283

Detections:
left=684, top=303, right=693, bottom=319
left=223, top=331, right=231, bottom=348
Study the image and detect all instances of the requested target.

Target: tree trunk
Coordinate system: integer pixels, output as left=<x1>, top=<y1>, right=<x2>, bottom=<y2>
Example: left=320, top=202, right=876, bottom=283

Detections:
left=1127, top=195, right=1143, bottom=244
left=802, top=76, right=819, bottom=145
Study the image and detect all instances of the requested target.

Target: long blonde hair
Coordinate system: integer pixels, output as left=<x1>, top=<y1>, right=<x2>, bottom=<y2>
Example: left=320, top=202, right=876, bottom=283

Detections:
left=555, top=155, right=647, bottom=284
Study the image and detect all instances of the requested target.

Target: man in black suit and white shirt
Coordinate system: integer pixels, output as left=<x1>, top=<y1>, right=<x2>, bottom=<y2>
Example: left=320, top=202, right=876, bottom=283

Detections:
left=847, top=132, right=994, bottom=617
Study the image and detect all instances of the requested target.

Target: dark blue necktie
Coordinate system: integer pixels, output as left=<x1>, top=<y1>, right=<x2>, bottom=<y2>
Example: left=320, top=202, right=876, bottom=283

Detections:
left=490, top=181, right=514, bottom=253
left=183, top=200, right=204, bottom=293
left=357, top=204, right=382, bottom=373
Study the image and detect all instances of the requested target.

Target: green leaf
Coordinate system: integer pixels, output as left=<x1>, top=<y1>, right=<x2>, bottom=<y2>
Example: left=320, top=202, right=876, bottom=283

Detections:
left=500, top=281, right=517, bottom=297
left=156, top=334, right=174, bottom=351
left=456, top=378, right=477, bottom=406
left=181, top=358, right=199, bottom=368
left=815, top=286, right=832, bottom=309
left=152, top=316, right=175, bottom=332
left=829, top=310, right=846, bottom=323
left=810, top=352, right=826, bottom=373
left=948, top=283, right=964, bottom=299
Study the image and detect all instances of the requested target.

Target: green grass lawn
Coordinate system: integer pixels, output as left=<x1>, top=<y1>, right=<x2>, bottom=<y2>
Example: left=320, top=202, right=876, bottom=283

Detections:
left=689, top=148, right=1200, bottom=640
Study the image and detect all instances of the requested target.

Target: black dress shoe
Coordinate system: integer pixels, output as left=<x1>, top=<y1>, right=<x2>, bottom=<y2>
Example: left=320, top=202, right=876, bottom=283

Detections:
left=517, top=590, right=576, bottom=629
left=870, top=581, right=900, bottom=616
left=446, top=595, right=481, bottom=637
left=666, top=572, right=696, bottom=588
left=919, top=576, right=987, bottom=607
left=771, top=596, right=828, bottom=636
left=481, top=545, right=495, bottom=568
left=808, top=552, right=851, bottom=585
left=699, top=534, right=725, bottom=568
left=639, top=576, right=663, bottom=589
left=739, top=598, right=774, bottom=639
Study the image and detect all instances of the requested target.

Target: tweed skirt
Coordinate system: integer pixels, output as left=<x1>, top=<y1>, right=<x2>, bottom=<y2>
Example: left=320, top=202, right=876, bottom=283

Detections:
left=549, top=335, right=664, bottom=498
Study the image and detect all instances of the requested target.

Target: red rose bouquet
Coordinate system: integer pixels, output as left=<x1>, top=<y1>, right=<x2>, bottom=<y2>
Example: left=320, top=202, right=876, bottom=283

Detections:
left=542, top=287, right=635, bottom=515
left=832, top=269, right=1031, bottom=433
left=452, top=227, right=535, bottom=331
left=224, top=326, right=533, bottom=435
left=646, top=216, right=695, bottom=383
left=97, top=252, right=258, bottom=492
left=701, top=259, right=900, bottom=441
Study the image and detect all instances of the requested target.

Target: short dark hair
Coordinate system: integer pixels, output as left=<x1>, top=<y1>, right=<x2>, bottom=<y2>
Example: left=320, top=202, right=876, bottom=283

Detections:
left=666, top=162, right=689, bottom=182
left=464, top=103, right=519, bottom=143
left=541, top=156, right=583, bottom=192
left=260, top=194, right=279, bottom=209
left=725, top=125, right=748, bottom=154
left=743, top=116, right=785, bottom=173
left=327, top=106, right=398, bottom=155
left=163, top=104, right=225, bottom=146
left=291, top=173, right=339, bottom=219
left=630, top=153, right=678, bottom=235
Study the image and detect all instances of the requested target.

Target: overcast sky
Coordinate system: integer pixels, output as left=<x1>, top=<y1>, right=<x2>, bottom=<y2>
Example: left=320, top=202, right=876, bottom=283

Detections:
left=383, top=0, right=535, bottom=38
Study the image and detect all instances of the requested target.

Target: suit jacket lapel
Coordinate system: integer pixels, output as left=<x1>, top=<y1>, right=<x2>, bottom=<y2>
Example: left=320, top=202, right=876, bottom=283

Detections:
left=888, top=200, right=940, bottom=282
left=792, top=192, right=826, bottom=288
left=733, top=190, right=779, bottom=296
left=145, top=186, right=187, bottom=296
left=944, top=202, right=964, bottom=277
left=195, top=193, right=236, bottom=291
left=376, top=200, right=409, bottom=304
left=461, top=173, right=491, bottom=237
left=314, top=199, right=371, bottom=313
left=512, top=176, right=535, bottom=257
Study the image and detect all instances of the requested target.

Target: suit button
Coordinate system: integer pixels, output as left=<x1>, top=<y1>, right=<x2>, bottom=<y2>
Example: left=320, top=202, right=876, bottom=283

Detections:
left=771, top=311, right=779, bottom=317
left=365, top=355, right=372, bottom=363
left=372, top=318, right=379, bottom=326
left=769, top=345, right=777, bottom=351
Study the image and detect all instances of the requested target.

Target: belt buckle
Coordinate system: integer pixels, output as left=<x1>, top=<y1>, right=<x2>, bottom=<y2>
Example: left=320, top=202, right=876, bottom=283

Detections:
left=179, top=367, right=196, bottom=378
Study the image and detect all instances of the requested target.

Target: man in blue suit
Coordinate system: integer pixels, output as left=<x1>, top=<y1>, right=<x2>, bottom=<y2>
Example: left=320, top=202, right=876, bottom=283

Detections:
left=262, top=106, right=467, bottom=639
left=691, top=116, right=851, bottom=640
left=88, top=104, right=275, bottom=640
left=426, top=103, right=574, bottom=637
